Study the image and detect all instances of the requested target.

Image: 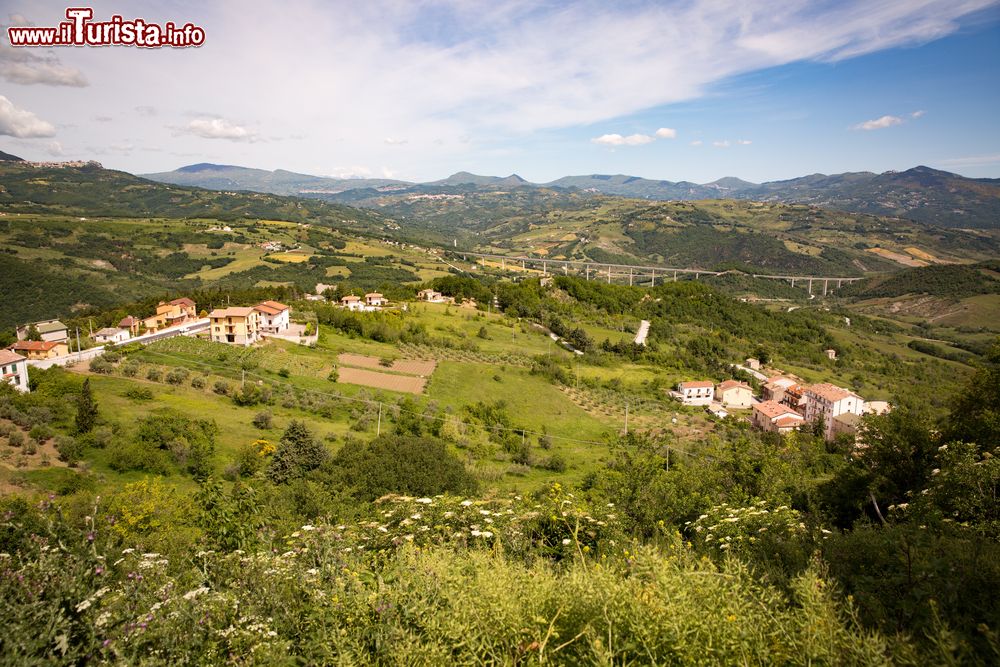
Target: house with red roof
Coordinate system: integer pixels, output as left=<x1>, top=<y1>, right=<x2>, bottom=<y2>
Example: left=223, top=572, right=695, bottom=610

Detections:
left=672, top=380, right=715, bottom=406
left=254, top=300, right=290, bottom=333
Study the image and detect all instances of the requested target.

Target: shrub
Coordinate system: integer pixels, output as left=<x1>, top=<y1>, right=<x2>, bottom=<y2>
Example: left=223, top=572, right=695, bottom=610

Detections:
left=540, top=454, right=567, bottom=472
left=190, top=376, right=206, bottom=390
left=252, top=411, right=273, bottom=430
left=23, top=439, right=37, bottom=455
left=213, top=380, right=231, bottom=395
left=7, top=430, right=25, bottom=448
left=107, top=440, right=170, bottom=474
left=165, top=368, right=190, bottom=385
left=278, top=368, right=291, bottom=378
left=266, top=421, right=328, bottom=484
left=327, top=368, right=339, bottom=382
left=120, top=360, right=139, bottom=377
left=29, top=425, right=52, bottom=443
left=146, top=368, right=162, bottom=382
left=125, top=387, right=154, bottom=401
left=88, top=357, right=113, bottom=374
left=55, top=435, right=85, bottom=466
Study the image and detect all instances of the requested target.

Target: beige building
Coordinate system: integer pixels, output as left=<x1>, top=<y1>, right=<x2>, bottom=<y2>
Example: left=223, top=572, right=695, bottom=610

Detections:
left=672, top=380, right=715, bottom=406
left=8, top=340, right=69, bottom=360
left=752, top=400, right=805, bottom=434
left=715, top=380, right=753, bottom=408
left=805, top=383, right=865, bottom=440
left=209, top=307, right=261, bottom=346
left=143, top=298, right=198, bottom=332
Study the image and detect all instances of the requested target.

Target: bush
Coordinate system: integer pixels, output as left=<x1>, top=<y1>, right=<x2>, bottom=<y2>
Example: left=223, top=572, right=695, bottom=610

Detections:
left=266, top=421, right=328, bottom=484
left=120, top=360, right=139, bottom=377
left=278, top=368, right=291, bottom=378
left=55, top=435, right=85, bottom=466
left=327, top=368, right=339, bottom=382
left=29, top=425, right=52, bottom=443
left=540, top=454, right=567, bottom=472
left=190, top=376, right=206, bottom=390
left=213, top=380, right=231, bottom=395
left=88, top=357, right=113, bottom=374
left=23, top=439, right=37, bottom=455
left=7, top=430, right=25, bottom=448
left=164, top=368, right=190, bottom=385
left=252, top=411, right=273, bottom=430
left=125, top=387, right=154, bottom=401
left=146, top=368, right=162, bottom=382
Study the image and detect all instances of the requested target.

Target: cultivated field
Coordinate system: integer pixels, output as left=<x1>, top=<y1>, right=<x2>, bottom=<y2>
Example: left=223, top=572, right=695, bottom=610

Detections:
left=338, top=353, right=437, bottom=376
left=337, top=367, right=427, bottom=394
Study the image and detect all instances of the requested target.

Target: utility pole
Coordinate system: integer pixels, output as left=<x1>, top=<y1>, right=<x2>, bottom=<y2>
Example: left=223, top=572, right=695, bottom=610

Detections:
left=76, top=327, right=82, bottom=361
left=624, top=401, right=629, bottom=435
left=377, top=402, right=382, bottom=436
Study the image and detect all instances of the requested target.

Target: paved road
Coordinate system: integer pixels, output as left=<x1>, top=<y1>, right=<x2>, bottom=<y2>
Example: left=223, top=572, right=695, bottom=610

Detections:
left=28, top=319, right=209, bottom=370
left=634, top=320, right=650, bottom=346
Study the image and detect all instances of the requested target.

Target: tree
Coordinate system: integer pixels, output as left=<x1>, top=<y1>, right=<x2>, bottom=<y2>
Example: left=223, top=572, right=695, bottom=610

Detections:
left=941, top=341, right=1000, bottom=449
left=24, top=324, right=41, bottom=342
left=75, top=378, right=98, bottom=434
left=266, top=420, right=329, bottom=484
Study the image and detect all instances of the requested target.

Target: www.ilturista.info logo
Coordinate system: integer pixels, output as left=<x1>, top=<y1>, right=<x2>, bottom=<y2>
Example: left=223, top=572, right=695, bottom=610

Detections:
left=7, top=7, right=205, bottom=48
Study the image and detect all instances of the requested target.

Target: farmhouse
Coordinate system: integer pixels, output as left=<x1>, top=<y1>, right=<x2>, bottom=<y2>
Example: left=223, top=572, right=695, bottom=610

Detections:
left=715, top=380, right=754, bottom=408
left=672, top=380, right=715, bottom=406
left=8, top=340, right=69, bottom=360
left=209, top=307, right=261, bottom=346
left=365, top=292, right=386, bottom=307
left=761, top=376, right=796, bottom=402
left=16, top=319, right=69, bottom=343
left=805, top=383, right=865, bottom=441
left=752, top=400, right=805, bottom=434
left=118, top=316, right=140, bottom=337
left=340, top=295, right=364, bottom=311
left=254, top=300, right=290, bottom=333
left=93, top=327, right=130, bottom=344
left=0, top=349, right=29, bottom=393
left=416, top=288, right=445, bottom=302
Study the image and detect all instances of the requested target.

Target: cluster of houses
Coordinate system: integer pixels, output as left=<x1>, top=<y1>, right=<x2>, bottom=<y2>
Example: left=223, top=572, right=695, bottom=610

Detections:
left=339, top=292, right=387, bottom=312
left=673, top=373, right=890, bottom=442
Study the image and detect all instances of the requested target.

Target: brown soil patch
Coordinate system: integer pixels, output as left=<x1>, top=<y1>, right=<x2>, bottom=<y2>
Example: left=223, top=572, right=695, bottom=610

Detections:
left=336, top=367, right=426, bottom=394
left=337, top=353, right=436, bottom=376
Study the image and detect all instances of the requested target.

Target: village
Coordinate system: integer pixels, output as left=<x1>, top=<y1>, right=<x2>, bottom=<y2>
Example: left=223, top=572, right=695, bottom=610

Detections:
left=671, top=354, right=891, bottom=443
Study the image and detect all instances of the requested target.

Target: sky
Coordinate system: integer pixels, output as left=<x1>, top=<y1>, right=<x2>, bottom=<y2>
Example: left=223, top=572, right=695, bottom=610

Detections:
left=1, top=0, right=999, bottom=183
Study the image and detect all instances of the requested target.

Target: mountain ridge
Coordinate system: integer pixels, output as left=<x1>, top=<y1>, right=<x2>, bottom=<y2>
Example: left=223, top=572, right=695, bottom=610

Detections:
left=141, top=163, right=1000, bottom=228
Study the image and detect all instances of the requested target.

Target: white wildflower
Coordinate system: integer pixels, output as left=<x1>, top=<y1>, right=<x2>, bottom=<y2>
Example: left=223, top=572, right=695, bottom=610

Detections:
left=562, top=538, right=572, bottom=546
left=183, top=586, right=210, bottom=601
left=75, top=599, right=92, bottom=613
left=415, top=497, right=432, bottom=504
left=301, top=524, right=315, bottom=531
left=460, top=500, right=473, bottom=507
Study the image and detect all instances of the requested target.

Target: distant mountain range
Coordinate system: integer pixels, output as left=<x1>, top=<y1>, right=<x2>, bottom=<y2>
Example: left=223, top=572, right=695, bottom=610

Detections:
left=143, top=163, right=1000, bottom=229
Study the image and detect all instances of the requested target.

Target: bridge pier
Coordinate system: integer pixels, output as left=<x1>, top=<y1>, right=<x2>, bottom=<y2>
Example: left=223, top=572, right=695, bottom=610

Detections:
left=837, top=279, right=842, bottom=289
left=607, top=266, right=612, bottom=284
left=673, top=271, right=677, bottom=282
left=501, top=258, right=505, bottom=270
left=586, top=266, right=590, bottom=281
left=823, top=279, right=828, bottom=296
left=791, top=278, right=795, bottom=287
left=521, top=260, right=525, bottom=270
left=808, top=278, right=813, bottom=295
left=629, top=268, right=633, bottom=286
left=651, top=269, right=656, bottom=287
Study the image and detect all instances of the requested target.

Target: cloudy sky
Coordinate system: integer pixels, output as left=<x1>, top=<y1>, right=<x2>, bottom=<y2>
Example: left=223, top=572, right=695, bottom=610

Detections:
left=2, top=0, right=999, bottom=182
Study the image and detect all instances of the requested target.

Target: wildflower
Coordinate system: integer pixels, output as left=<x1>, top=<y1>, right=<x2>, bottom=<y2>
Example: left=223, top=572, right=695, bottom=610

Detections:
left=301, top=524, right=315, bottom=531
left=76, top=599, right=92, bottom=613
left=415, top=497, right=433, bottom=504
left=183, top=587, right=209, bottom=600
left=481, top=531, right=493, bottom=538
left=460, top=500, right=473, bottom=507
left=562, top=538, right=572, bottom=546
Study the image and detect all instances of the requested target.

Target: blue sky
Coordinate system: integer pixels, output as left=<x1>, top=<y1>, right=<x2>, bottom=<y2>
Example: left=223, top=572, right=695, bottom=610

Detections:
left=1, top=0, right=998, bottom=183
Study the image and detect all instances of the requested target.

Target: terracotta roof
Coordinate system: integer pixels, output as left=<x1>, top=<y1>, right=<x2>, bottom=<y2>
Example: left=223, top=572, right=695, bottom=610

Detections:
left=365, top=292, right=384, bottom=298
left=9, top=340, right=62, bottom=352
left=254, top=304, right=282, bottom=315
left=807, top=383, right=858, bottom=403
left=341, top=295, right=360, bottom=302
left=679, top=380, right=714, bottom=390
left=0, top=349, right=26, bottom=364
left=209, top=307, right=255, bottom=318
left=754, top=400, right=799, bottom=420
left=717, top=380, right=751, bottom=392
left=94, top=328, right=123, bottom=337
left=170, top=297, right=195, bottom=307
left=767, top=376, right=796, bottom=388
left=119, top=316, right=137, bottom=327
left=774, top=415, right=805, bottom=428
left=257, top=300, right=288, bottom=312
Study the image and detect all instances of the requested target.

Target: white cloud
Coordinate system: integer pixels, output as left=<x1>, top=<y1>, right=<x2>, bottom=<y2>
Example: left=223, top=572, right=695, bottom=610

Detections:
left=181, top=118, right=260, bottom=142
left=591, top=133, right=655, bottom=146
left=0, top=96, right=56, bottom=137
left=937, top=153, right=1000, bottom=168
left=655, top=127, right=677, bottom=139
left=737, top=139, right=752, bottom=145
left=689, top=140, right=703, bottom=146
left=911, top=110, right=926, bottom=118
left=0, top=20, right=88, bottom=87
left=853, top=115, right=903, bottom=130
left=713, top=140, right=731, bottom=148
left=45, top=141, right=63, bottom=156
left=384, top=137, right=408, bottom=145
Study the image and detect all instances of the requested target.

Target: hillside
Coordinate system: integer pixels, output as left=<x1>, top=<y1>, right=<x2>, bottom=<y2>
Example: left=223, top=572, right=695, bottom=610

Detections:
left=143, top=162, right=408, bottom=196
left=0, top=161, right=387, bottom=230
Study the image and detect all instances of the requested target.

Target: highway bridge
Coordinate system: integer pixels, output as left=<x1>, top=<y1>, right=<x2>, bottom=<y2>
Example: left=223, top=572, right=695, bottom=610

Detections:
left=447, top=251, right=865, bottom=295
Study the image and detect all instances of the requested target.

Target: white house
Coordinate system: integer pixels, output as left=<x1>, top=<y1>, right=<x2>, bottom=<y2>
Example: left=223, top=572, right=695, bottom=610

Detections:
left=254, top=300, right=290, bottom=333
left=340, top=295, right=364, bottom=311
left=805, top=383, right=865, bottom=440
left=715, top=380, right=754, bottom=408
left=93, top=327, right=130, bottom=344
left=365, top=292, right=386, bottom=307
left=417, top=288, right=445, bottom=302
left=673, top=380, right=715, bottom=406
left=0, top=349, right=30, bottom=393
